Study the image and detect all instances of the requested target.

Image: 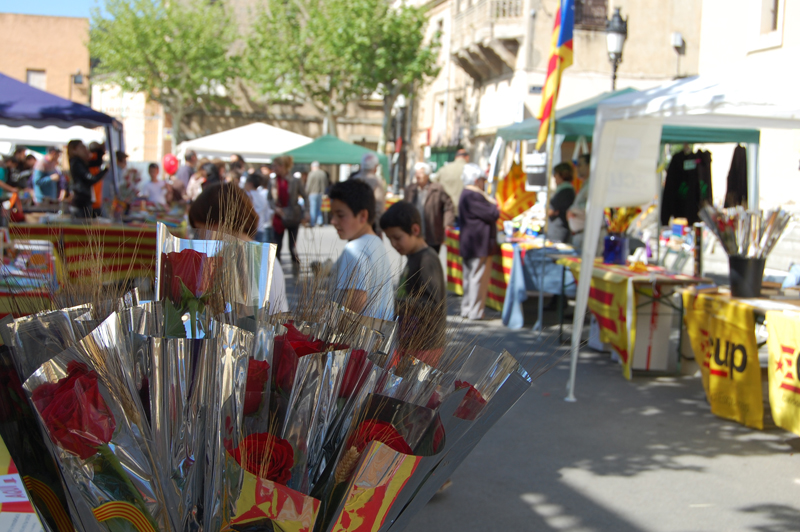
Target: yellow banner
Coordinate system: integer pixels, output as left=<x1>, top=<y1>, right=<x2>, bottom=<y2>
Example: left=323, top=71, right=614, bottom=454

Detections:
left=683, top=293, right=763, bottom=429
left=766, top=311, right=800, bottom=437
left=228, top=465, right=320, bottom=532
left=588, top=277, right=634, bottom=379
left=330, top=442, right=420, bottom=532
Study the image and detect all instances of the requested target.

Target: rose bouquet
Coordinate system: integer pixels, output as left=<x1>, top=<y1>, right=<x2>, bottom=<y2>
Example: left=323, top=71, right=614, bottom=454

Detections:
left=1, top=222, right=560, bottom=532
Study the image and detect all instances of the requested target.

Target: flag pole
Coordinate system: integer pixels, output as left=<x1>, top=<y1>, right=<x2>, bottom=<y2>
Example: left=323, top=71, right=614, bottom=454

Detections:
left=534, top=110, right=557, bottom=334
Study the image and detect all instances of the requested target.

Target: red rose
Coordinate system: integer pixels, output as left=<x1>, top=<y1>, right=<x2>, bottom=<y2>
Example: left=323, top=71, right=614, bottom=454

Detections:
left=31, top=361, right=116, bottom=460
left=231, top=432, right=294, bottom=485
left=284, top=322, right=309, bottom=343
left=453, top=380, right=487, bottom=421
left=272, top=325, right=328, bottom=394
left=160, top=249, right=218, bottom=302
left=348, top=420, right=412, bottom=454
left=272, top=336, right=299, bottom=393
left=243, top=359, right=271, bottom=416
left=339, top=349, right=368, bottom=399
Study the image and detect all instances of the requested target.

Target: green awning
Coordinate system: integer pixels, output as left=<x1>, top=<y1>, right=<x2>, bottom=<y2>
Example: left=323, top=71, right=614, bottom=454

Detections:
left=496, top=89, right=637, bottom=141
left=282, top=135, right=390, bottom=182
left=496, top=88, right=760, bottom=144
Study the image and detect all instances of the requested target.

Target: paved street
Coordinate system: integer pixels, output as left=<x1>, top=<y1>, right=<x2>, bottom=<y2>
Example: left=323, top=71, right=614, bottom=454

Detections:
left=286, top=225, right=800, bottom=532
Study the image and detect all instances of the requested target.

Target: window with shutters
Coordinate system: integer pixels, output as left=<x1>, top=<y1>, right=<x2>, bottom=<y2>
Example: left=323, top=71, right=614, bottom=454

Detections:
left=574, top=0, right=607, bottom=30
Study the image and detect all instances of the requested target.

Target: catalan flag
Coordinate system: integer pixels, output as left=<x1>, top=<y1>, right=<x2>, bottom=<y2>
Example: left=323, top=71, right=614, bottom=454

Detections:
left=536, top=0, right=575, bottom=150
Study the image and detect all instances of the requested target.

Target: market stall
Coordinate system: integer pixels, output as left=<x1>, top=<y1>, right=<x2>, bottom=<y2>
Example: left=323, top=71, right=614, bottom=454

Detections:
left=556, top=256, right=707, bottom=378
left=0, top=74, right=123, bottom=186
left=568, top=65, right=800, bottom=400
left=176, top=122, right=312, bottom=163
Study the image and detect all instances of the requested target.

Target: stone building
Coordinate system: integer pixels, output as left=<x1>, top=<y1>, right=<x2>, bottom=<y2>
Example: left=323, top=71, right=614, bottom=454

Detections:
left=411, top=0, right=703, bottom=170
left=0, top=13, right=90, bottom=104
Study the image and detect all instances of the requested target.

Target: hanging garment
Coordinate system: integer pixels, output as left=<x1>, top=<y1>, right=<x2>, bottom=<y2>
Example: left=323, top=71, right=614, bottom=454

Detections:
left=660, top=150, right=712, bottom=226
left=724, top=145, right=748, bottom=208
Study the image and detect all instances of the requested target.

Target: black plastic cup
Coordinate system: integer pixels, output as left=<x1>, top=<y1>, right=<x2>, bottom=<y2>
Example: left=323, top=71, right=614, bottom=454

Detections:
left=728, top=256, right=766, bottom=298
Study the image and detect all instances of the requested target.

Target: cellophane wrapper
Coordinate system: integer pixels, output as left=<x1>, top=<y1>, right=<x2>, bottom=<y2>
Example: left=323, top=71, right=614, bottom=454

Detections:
left=155, top=222, right=277, bottom=336
left=22, top=323, right=171, bottom=532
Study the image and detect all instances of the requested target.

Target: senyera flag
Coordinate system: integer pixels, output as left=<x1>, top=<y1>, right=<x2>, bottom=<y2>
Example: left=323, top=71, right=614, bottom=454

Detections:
left=536, top=0, right=575, bottom=150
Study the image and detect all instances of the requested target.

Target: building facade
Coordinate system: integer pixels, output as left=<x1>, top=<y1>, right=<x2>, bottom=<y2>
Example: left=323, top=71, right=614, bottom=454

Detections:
left=697, top=0, right=799, bottom=212
left=412, top=0, right=703, bottom=170
left=91, top=83, right=168, bottom=163
left=0, top=13, right=90, bottom=104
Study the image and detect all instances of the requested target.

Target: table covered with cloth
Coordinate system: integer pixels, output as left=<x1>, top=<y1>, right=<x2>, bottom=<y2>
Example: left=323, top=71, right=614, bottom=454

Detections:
left=9, top=223, right=182, bottom=283
left=445, top=228, right=574, bottom=313
left=556, top=257, right=707, bottom=379
left=682, top=291, right=800, bottom=435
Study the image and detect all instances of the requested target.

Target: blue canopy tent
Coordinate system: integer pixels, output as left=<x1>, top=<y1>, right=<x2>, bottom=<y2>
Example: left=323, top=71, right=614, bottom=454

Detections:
left=496, top=88, right=760, bottom=144
left=0, top=72, right=124, bottom=191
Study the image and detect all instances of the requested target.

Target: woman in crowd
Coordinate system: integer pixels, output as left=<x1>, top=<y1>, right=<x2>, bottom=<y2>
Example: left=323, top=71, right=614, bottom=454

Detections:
left=458, top=163, right=499, bottom=320
left=188, top=182, right=288, bottom=314
left=270, top=155, right=307, bottom=276
left=67, top=139, right=108, bottom=218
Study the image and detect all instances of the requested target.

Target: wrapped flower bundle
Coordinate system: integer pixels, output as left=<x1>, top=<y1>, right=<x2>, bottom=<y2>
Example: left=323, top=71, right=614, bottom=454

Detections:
left=0, top=222, right=556, bottom=532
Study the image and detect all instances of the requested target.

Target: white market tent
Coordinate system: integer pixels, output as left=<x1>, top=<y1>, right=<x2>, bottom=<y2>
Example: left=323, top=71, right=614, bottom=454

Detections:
left=567, top=67, right=800, bottom=400
left=176, top=122, right=313, bottom=164
left=0, top=124, right=105, bottom=155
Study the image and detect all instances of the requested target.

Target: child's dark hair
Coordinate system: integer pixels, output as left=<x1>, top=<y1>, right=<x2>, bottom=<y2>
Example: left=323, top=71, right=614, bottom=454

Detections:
left=246, top=173, right=264, bottom=189
left=148, top=163, right=159, bottom=172
left=380, top=200, right=421, bottom=235
left=329, top=179, right=376, bottom=223
left=188, top=182, right=258, bottom=238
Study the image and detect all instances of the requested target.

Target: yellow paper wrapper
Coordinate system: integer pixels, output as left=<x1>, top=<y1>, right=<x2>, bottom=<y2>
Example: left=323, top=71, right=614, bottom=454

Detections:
left=227, top=468, right=320, bottom=532
left=330, top=442, right=421, bottom=532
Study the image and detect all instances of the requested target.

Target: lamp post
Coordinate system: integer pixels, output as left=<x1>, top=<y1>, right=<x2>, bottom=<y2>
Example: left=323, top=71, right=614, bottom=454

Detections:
left=606, top=8, right=628, bottom=91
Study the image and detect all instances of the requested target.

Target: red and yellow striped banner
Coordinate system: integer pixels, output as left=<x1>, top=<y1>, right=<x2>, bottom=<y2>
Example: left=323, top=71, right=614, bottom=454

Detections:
left=93, top=501, right=156, bottom=532
left=22, top=476, right=74, bottom=532
left=445, top=228, right=505, bottom=312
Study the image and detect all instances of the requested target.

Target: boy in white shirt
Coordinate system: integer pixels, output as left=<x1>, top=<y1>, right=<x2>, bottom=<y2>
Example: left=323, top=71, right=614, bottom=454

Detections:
left=141, top=163, right=168, bottom=206
left=329, top=179, right=394, bottom=321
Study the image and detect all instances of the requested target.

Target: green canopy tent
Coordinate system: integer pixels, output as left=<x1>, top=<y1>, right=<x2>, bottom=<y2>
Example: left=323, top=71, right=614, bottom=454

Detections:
left=496, top=88, right=760, bottom=144
left=282, top=134, right=390, bottom=183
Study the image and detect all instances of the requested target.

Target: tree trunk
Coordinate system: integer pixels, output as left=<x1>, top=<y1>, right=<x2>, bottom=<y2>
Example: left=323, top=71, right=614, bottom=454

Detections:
left=170, top=101, right=185, bottom=153
left=377, top=92, right=398, bottom=156
left=324, top=101, right=339, bottom=137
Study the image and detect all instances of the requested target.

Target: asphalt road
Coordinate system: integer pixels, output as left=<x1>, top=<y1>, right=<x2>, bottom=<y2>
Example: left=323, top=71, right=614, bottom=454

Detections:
left=286, top=224, right=800, bottom=532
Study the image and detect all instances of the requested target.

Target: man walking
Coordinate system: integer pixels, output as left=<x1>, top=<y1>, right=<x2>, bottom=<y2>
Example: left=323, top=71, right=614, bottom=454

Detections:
left=433, top=148, right=468, bottom=211
left=306, top=161, right=328, bottom=227
left=175, top=150, right=197, bottom=190
left=404, top=162, right=455, bottom=254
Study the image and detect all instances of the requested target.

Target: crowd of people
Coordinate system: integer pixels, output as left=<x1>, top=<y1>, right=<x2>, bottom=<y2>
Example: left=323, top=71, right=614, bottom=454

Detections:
left=2, top=139, right=589, bottom=324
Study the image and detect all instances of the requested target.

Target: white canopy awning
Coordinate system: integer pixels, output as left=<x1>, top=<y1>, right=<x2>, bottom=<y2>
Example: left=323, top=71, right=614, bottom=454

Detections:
left=567, top=67, right=800, bottom=400
left=176, top=122, right=313, bottom=164
left=0, top=125, right=105, bottom=155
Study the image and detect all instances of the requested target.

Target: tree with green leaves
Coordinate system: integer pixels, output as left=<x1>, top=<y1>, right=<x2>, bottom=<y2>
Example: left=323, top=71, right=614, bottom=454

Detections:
left=368, top=5, right=441, bottom=153
left=244, top=0, right=439, bottom=141
left=89, top=0, right=240, bottom=146
left=245, top=0, right=381, bottom=137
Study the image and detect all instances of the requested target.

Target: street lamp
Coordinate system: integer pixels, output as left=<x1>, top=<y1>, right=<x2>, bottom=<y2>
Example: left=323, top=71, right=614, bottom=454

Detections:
left=606, top=8, right=628, bottom=91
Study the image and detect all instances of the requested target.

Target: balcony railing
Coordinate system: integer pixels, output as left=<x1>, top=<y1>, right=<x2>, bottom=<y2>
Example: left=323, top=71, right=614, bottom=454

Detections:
left=490, top=0, right=523, bottom=19
left=453, top=0, right=524, bottom=49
